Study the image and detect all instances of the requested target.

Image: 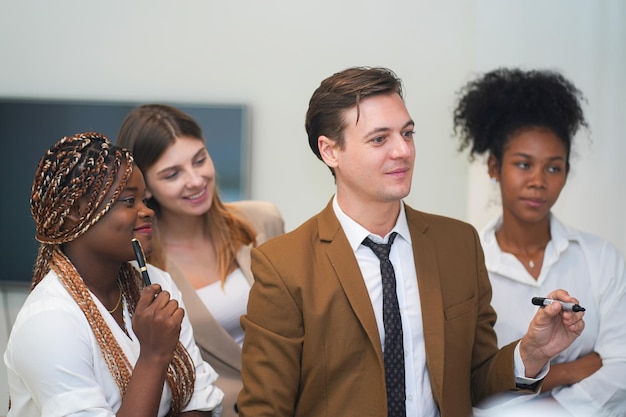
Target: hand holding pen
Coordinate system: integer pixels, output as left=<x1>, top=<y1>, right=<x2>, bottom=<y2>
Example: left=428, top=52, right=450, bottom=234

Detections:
left=131, top=238, right=151, bottom=286
left=532, top=296, right=586, bottom=312
left=521, top=289, right=585, bottom=377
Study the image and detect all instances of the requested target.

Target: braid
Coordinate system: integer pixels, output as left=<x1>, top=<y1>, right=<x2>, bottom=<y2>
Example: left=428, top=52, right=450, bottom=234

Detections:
left=31, top=133, right=131, bottom=246
left=118, top=263, right=196, bottom=414
left=52, top=250, right=134, bottom=393
left=30, top=132, right=196, bottom=412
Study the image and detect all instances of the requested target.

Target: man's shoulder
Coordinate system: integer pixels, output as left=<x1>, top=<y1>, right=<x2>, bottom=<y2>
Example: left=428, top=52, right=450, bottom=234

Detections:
left=405, top=204, right=477, bottom=234
left=259, top=213, right=322, bottom=249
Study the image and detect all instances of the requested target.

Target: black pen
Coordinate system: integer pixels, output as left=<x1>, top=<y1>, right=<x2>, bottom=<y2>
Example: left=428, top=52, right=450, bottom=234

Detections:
left=531, top=297, right=585, bottom=312
left=131, top=238, right=151, bottom=286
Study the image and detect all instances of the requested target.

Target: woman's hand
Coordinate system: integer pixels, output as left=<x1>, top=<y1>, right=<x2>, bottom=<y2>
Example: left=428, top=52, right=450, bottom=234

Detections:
left=541, top=352, right=602, bottom=392
left=132, top=283, right=185, bottom=363
left=117, top=284, right=186, bottom=417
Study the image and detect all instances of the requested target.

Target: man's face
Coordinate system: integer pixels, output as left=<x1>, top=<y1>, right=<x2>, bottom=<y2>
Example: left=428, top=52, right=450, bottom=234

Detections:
left=320, top=93, right=415, bottom=210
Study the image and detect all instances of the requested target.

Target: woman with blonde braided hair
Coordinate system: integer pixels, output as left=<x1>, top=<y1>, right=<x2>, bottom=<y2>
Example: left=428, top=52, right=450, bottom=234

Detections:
left=4, top=132, right=224, bottom=416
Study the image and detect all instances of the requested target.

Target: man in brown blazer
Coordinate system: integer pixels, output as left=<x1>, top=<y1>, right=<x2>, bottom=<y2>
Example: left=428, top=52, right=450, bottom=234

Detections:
left=237, top=67, right=585, bottom=417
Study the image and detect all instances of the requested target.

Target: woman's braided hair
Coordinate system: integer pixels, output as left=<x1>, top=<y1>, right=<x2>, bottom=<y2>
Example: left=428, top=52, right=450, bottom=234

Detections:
left=30, top=132, right=195, bottom=414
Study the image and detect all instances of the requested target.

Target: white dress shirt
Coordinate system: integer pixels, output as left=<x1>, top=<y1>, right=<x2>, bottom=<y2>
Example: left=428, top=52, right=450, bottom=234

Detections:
left=333, top=196, right=439, bottom=417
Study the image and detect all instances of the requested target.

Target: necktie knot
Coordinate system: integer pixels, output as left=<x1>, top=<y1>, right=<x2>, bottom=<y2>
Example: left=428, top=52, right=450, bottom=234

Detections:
left=362, top=232, right=398, bottom=261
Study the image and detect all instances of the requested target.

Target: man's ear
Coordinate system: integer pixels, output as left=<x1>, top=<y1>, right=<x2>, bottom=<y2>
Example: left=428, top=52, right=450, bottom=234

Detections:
left=318, top=135, right=338, bottom=168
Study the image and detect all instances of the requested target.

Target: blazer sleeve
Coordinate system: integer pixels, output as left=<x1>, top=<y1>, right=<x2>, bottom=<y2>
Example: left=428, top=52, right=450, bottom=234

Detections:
left=467, top=225, right=521, bottom=403
left=237, top=246, right=303, bottom=417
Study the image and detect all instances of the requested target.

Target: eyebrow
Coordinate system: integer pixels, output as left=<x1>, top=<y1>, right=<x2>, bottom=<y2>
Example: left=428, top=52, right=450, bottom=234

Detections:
left=364, top=120, right=414, bottom=137
left=121, top=184, right=142, bottom=194
left=155, top=147, right=207, bottom=176
left=512, top=152, right=566, bottom=161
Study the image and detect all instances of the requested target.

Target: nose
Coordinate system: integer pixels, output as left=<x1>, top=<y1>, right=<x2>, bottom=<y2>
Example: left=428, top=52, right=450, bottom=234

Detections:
left=390, top=133, right=413, bottom=158
left=138, top=199, right=154, bottom=219
left=186, top=170, right=205, bottom=188
left=528, top=167, right=547, bottom=189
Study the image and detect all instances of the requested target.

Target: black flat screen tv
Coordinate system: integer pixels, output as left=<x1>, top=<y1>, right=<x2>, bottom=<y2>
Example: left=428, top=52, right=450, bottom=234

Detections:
left=0, top=99, right=249, bottom=285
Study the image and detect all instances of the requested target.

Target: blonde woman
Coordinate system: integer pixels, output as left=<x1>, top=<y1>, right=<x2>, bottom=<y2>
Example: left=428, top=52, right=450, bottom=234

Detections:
left=117, top=105, right=284, bottom=416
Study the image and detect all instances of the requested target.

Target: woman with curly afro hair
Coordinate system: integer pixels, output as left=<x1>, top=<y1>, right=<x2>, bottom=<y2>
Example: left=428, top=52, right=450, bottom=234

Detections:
left=453, top=68, right=626, bottom=416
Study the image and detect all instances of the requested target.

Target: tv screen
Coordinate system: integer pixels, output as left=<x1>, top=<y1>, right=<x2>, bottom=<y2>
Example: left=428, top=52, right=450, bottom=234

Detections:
left=0, top=99, right=249, bottom=285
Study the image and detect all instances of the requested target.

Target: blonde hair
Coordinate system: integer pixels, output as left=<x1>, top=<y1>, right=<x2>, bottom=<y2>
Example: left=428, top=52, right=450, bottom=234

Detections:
left=30, top=132, right=195, bottom=414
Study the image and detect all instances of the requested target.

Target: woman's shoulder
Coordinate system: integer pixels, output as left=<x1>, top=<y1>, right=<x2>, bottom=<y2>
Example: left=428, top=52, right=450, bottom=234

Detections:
left=21, top=271, right=79, bottom=313
left=227, top=200, right=285, bottom=237
left=553, top=216, right=624, bottom=260
left=228, top=200, right=282, bottom=218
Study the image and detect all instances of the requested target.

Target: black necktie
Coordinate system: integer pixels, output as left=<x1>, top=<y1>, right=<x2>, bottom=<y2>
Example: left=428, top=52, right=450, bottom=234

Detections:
left=362, top=232, right=406, bottom=417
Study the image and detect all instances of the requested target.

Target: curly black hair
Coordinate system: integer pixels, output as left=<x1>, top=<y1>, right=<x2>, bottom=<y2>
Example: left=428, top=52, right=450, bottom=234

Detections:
left=452, top=67, right=588, bottom=167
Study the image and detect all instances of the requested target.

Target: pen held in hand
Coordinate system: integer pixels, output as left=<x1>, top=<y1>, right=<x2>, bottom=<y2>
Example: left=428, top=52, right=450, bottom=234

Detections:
left=131, top=238, right=151, bottom=286
left=531, top=297, right=585, bottom=312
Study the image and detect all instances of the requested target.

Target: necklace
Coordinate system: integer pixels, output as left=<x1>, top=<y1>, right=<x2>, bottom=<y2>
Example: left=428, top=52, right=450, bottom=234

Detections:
left=515, top=253, right=538, bottom=269
left=494, top=230, right=546, bottom=272
left=107, top=281, right=123, bottom=314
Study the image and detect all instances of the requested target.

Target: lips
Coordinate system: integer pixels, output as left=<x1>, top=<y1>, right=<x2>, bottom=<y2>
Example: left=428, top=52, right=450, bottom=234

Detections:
left=184, top=187, right=207, bottom=201
left=134, top=224, right=152, bottom=233
left=387, top=166, right=411, bottom=178
left=520, top=197, right=546, bottom=208
left=183, top=187, right=208, bottom=203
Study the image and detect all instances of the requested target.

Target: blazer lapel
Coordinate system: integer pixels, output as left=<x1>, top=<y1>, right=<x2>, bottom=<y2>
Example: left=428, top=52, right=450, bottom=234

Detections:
left=236, top=242, right=255, bottom=286
left=318, top=201, right=385, bottom=363
left=406, top=206, right=445, bottom=402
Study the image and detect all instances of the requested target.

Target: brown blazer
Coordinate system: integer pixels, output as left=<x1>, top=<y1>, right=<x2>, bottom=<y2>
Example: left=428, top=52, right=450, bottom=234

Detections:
left=238, top=199, right=523, bottom=417
left=167, top=200, right=284, bottom=417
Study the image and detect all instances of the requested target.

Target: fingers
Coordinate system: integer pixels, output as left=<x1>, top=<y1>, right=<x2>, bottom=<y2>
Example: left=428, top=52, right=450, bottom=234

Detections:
left=136, top=283, right=162, bottom=310
left=138, top=284, right=184, bottom=325
left=532, top=289, right=586, bottom=334
left=132, top=283, right=185, bottom=359
left=563, top=304, right=585, bottom=334
left=546, top=289, right=580, bottom=305
left=540, top=289, right=585, bottom=317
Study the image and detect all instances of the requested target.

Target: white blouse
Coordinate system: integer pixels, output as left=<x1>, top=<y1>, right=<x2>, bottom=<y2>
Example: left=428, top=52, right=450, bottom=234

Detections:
left=196, top=268, right=250, bottom=347
left=480, top=214, right=626, bottom=417
left=4, top=263, right=224, bottom=417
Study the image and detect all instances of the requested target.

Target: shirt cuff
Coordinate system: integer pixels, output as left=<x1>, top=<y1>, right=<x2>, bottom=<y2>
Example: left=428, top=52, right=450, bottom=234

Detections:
left=514, top=341, right=549, bottom=385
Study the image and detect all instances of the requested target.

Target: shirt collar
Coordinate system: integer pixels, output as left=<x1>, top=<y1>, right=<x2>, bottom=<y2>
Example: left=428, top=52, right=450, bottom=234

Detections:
left=480, top=212, right=580, bottom=268
left=332, top=194, right=411, bottom=252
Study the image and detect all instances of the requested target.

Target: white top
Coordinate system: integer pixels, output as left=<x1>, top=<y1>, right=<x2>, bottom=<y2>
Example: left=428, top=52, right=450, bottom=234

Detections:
left=4, top=263, right=224, bottom=417
left=480, top=214, right=626, bottom=417
left=197, top=268, right=250, bottom=346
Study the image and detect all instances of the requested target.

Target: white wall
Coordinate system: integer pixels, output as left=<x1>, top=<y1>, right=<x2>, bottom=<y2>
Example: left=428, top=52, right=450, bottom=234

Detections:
left=0, top=0, right=624, bottom=414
